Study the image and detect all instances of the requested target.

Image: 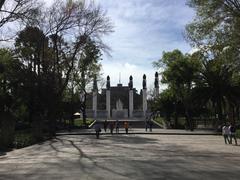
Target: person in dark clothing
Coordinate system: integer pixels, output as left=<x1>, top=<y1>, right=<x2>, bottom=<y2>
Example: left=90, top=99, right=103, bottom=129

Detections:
left=94, top=123, right=101, bottom=139
left=149, top=120, right=153, bottom=132
left=124, top=121, right=129, bottom=134
left=115, top=120, right=120, bottom=134
left=145, top=120, right=149, bottom=131
left=103, top=120, right=108, bottom=132
left=109, top=121, right=114, bottom=135
left=229, top=124, right=238, bottom=145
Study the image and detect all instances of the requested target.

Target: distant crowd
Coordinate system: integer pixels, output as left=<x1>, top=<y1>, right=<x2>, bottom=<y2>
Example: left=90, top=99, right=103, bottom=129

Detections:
left=93, top=119, right=154, bottom=139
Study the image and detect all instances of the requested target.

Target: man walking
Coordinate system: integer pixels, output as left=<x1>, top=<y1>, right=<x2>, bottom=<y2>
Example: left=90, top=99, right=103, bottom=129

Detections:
left=103, top=120, right=108, bottom=132
left=229, top=123, right=238, bottom=145
left=109, top=121, right=114, bottom=135
left=124, top=121, right=129, bottom=134
left=94, top=123, right=101, bottom=139
left=115, top=120, right=120, bottom=134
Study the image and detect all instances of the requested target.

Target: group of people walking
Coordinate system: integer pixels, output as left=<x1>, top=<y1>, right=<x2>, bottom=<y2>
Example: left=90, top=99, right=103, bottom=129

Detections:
left=222, top=123, right=238, bottom=145
left=94, top=120, right=129, bottom=138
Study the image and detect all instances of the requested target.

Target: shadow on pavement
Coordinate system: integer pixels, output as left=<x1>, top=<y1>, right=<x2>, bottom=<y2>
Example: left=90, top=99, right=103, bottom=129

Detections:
left=1, top=135, right=240, bottom=180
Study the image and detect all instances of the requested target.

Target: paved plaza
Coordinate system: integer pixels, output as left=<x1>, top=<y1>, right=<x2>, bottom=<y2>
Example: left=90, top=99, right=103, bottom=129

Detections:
left=0, top=133, right=240, bottom=180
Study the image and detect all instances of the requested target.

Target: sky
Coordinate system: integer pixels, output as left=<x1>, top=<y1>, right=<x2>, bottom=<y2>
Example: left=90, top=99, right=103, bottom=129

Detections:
left=93, top=0, right=195, bottom=92
left=4, top=0, right=196, bottom=93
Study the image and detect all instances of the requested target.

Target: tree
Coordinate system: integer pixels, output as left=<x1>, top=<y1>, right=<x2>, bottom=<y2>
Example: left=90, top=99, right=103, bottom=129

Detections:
left=186, top=0, right=240, bottom=126
left=0, top=48, right=23, bottom=148
left=192, top=58, right=240, bottom=126
left=12, top=0, right=113, bottom=136
left=0, top=0, right=113, bottom=148
left=154, top=49, right=201, bottom=130
left=0, top=0, right=40, bottom=40
left=40, top=0, right=113, bottom=133
left=74, top=38, right=102, bottom=125
left=151, top=89, right=175, bottom=123
left=14, top=26, right=48, bottom=140
left=185, top=0, right=240, bottom=65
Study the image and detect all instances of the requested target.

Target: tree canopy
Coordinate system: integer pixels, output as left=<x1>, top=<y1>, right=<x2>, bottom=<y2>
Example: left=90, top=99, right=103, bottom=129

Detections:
left=0, top=0, right=113, bottom=149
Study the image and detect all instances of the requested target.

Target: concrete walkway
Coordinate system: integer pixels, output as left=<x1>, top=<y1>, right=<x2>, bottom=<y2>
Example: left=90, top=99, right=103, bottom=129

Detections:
left=0, top=134, right=239, bottom=180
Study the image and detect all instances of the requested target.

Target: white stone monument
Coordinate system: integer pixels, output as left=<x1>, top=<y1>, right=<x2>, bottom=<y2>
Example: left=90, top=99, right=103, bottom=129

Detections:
left=154, top=72, right=159, bottom=97
left=142, top=74, right=147, bottom=117
left=92, top=76, right=98, bottom=118
left=106, top=76, right=111, bottom=119
left=129, top=75, right=133, bottom=118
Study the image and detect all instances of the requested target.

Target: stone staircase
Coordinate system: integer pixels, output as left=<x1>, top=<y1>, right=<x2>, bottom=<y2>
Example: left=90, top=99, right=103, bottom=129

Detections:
left=93, top=119, right=162, bottom=129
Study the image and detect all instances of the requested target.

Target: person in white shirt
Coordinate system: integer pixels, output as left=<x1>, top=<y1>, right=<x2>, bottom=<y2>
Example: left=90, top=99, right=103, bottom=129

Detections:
left=222, top=124, right=230, bottom=144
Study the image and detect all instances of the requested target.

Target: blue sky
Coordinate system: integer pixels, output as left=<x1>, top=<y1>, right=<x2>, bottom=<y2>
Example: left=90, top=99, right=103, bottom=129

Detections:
left=5, top=0, right=195, bottom=93
left=94, top=0, right=195, bottom=92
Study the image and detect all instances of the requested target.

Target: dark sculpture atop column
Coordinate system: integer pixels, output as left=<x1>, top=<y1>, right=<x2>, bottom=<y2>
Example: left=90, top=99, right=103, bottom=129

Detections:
left=142, top=74, right=146, bottom=89
left=154, top=72, right=159, bottom=88
left=128, top=75, right=133, bottom=90
left=93, top=75, right=98, bottom=90
left=106, top=75, right=110, bottom=90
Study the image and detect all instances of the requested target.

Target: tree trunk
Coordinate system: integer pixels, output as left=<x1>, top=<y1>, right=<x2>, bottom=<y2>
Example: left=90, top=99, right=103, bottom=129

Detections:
left=185, top=108, right=193, bottom=131
left=32, top=113, right=44, bottom=142
left=174, top=103, right=178, bottom=128
left=216, top=99, right=223, bottom=126
left=237, top=105, right=240, bottom=122
left=82, top=92, right=87, bottom=126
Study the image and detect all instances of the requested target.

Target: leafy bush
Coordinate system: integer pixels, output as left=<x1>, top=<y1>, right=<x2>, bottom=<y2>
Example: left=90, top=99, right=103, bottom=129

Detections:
left=154, top=117, right=165, bottom=126
left=236, top=129, right=240, bottom=139
left=14, top=130, right=35, bottom=149
left=73, top=118, right=94, bottom=127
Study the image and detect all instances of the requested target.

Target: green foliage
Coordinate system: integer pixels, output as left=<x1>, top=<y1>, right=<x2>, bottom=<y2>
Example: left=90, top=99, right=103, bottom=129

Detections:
left=153, top=49, right=202, bottom=129
left=0, top=0, right=113, bottom=149
left=153, top=117, right=165, bottom=127
left=187, top=7, right=240, bottom=124
left=14, top=130, right=35, bottom=149
left=236, top=129, right=240, bottom=138
left=72, top=118, right=94, bottom=127
left=193, top=59, right=240, bottom=106
left=186, top=0, right=240, bottom=63
left=152, top=89, right=175, bottom=117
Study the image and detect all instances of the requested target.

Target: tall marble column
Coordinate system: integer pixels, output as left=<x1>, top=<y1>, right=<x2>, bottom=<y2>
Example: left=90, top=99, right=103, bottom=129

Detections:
left=92, top=76, right=98, bottom=119
left=128, top=75, right=133, bottom=118
left=142, top=74, right=147, bottom=117
left=106, top=76, right=111, bottom=119
left=154, top=72, right=159, bottom=98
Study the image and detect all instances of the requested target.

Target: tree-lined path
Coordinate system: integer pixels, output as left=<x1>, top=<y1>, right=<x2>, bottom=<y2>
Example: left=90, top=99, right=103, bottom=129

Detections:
left=0, top=134, right=239, bottom=180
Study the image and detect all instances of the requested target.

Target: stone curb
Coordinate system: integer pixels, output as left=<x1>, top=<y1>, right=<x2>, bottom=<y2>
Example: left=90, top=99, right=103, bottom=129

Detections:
left=56, top=132, right=221, bottom=136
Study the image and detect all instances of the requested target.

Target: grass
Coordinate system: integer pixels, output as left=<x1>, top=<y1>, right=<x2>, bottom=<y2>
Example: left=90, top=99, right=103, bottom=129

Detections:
left=73, top=118, right=94, bottom=127
left=154, top=117, right=165, bottom=126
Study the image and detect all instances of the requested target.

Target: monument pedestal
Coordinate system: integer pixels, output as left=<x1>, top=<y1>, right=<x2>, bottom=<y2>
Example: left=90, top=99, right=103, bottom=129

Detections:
left=143, top=89, right=147, bottom=117
left=106, top=90, right=110, bottom=118
left=129, top=90, right=133, bottom=118
left=112, top=109, right=128, bottom=119
left=92, top=90, right=97, bottom=118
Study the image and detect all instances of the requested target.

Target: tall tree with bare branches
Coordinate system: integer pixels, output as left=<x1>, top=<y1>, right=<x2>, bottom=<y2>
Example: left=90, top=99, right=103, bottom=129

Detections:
left=0, top=0, right=40, bottom=40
